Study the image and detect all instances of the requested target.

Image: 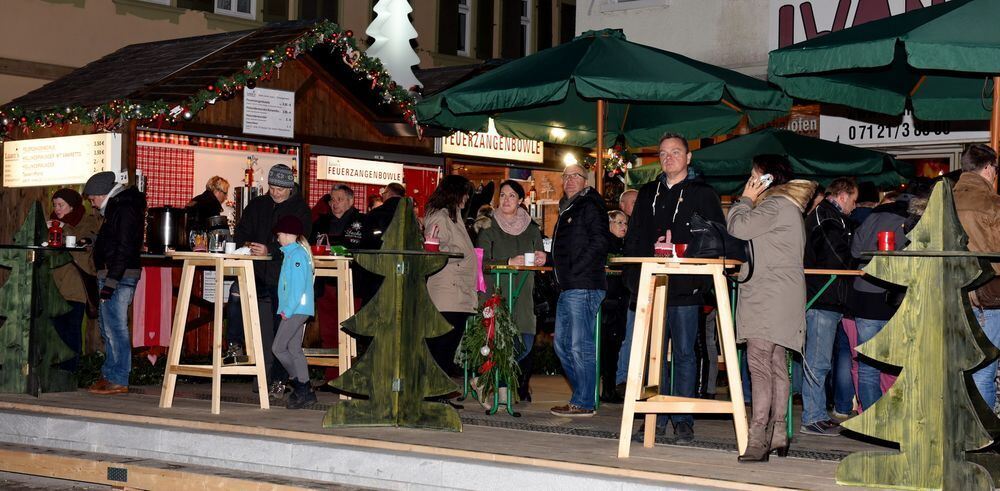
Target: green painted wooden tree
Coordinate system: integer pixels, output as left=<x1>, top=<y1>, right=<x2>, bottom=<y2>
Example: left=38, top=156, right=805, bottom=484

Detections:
left=323, top=199, right=461, bottom=431
left=0, top=202, right=76, bottom=394
left=837, top=181, right=999, bottom=490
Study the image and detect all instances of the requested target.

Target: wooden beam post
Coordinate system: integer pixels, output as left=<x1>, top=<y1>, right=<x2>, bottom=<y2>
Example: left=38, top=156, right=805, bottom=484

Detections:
left=596, top=99, right=605, bottom=193
left=991, top=76, right=1000, bottom=154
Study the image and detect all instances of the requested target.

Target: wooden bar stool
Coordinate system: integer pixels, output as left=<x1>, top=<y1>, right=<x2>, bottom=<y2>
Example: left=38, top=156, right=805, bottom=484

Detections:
left=159, top=252, right=271, bottom=414
left=307, top=255, right=357, bottom=399
left=610, top=257, right=747, bottom=458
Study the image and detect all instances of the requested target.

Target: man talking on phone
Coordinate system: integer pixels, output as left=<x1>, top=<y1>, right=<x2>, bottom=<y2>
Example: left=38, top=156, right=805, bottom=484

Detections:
left=233, top=164, right=311, bottom=399
left=621, top=133, right=724, bottom=443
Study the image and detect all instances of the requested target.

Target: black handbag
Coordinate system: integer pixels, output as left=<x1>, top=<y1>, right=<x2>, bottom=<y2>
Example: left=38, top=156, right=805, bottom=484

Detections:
left=687, top=213, right=748, bottom=261
left=687, top=213, right=755, bottom=284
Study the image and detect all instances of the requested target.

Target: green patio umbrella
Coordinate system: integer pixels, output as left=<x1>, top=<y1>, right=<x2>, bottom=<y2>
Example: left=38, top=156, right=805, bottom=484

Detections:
left=768, top=0, right=1000, bottom=149
left=418, top=29, right=791, bottom=189
left=626, top=128, right=908, bottom=195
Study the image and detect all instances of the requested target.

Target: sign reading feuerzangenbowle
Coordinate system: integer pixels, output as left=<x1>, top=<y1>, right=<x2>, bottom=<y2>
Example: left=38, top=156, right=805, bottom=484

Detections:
left=318, top=156, right=405, bottom=185
left=436, top=131, right=544, bottom=163
left=2, top=133, right=123, bottom=188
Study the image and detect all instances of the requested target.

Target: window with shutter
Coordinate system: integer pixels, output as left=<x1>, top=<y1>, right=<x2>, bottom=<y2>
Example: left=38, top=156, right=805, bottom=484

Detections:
left=536, top=0, right=551, bottom=50
left=476, top=0, right=494, bottom=59
left=438, top=0, right=460, bottom=56
left=500, top=0, right=521, bottom=58
left=298, top=0, right=339, bottom=21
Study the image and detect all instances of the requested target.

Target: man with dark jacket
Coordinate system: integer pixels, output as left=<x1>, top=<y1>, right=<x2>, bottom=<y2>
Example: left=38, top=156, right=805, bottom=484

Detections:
left=83, top=171, right=147, bottom=395
left=801, top=177, right=857, bottom=436
left=362, top=182, right=405, bottom=249
left=953, top=144, right=1000, bottom=409
left=619, top=133, right=724, bottom=443
left=312, top=183, right=365, bottom=248
left=233, top=164, right=311, bottom=398
left=550, top=164, right=610, bottom=417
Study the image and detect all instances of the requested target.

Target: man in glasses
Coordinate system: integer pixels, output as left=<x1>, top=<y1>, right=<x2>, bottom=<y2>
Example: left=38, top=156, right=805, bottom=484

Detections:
left=550, top=164, right=610, bottom=417
left=620, top=133, right=725, bottom=443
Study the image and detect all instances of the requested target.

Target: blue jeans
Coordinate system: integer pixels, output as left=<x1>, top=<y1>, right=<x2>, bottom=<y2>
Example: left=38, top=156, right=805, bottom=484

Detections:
left=855, top=317, right=888, bottom=410
left=657, top=305, right=700, bottom=429
left=972, top=309, right=1000, bottom=409
left=832, top=323, right=854, bottom=414
left=615, top=308, right=636, bottom=385
left=97, top=276, right=139, bottom=386
left=802, top=309, right=843, bottom=425
left=517, top=333, right=534, bottom=363
left=555, top=289, right=605, bottom=410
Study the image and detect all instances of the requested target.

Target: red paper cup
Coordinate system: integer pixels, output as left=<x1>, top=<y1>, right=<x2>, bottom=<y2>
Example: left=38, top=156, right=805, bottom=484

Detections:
left=674, top=243, right=688, bottom=258
left=878, top=231, right=895, bottom=252
left=311, top=245, right=328, bottom=256
left=424, top=241, right=440, bottom=252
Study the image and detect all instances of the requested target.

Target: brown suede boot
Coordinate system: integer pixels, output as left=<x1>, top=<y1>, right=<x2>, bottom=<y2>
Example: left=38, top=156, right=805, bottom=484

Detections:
left=770, top=420, right=789, bottom=457
left=738, top=423, right=771, bottom=463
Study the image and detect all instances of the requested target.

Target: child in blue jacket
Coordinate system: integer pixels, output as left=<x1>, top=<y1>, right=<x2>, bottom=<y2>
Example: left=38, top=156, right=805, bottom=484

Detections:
left=272, top=215, right=316, bottom=409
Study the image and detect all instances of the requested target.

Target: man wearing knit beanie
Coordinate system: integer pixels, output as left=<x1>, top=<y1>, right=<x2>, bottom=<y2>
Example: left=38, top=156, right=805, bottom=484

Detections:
left=83, top=171, right=147, bottom=395
left=232, top=163, right=311, bottom=400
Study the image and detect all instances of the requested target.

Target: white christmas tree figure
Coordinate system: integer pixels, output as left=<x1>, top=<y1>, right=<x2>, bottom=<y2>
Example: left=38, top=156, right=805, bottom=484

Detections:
left=366, top=0, right=421, bottom=91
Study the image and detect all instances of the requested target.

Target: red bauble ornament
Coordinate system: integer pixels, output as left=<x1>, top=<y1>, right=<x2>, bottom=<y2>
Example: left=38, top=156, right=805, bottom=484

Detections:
left=207, top=84, right=215, bottom=92
left=345, top=30, right=353, bottom=38
left=20, top=117, right=27, bottom=123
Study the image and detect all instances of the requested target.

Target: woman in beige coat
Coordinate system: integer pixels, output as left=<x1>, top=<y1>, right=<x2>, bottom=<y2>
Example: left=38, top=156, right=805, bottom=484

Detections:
left=727, top=155, right=816, bottom=463
left=424, top=175, right=478, bottom=377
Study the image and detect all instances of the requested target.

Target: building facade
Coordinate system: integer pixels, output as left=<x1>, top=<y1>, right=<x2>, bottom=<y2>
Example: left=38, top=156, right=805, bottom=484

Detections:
left=1, top=0, right=575, bottom=105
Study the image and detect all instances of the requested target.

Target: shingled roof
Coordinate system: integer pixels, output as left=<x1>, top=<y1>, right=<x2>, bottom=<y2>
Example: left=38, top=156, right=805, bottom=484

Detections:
left=5, top=22, right=324, bottom=112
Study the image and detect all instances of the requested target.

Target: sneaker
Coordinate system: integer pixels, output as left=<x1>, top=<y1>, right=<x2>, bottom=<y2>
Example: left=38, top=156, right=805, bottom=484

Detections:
left=632, top=423, right=667, bottom=442
left=223, top=343, right=248, bottom=365
left=470, top=377, right=492, bottom=410
left=550, top=404, right=595, bottom=417
left=614, top=382, right=627, bottom=400
left=801, top=420, right=842, bottom=437
left=268, top=381, right=289, bottom=401
left=674, top=422, right=695, bottom=444
left=91, top=383, right=129, bottom=395
left=830, top=410, right=853, bottom=421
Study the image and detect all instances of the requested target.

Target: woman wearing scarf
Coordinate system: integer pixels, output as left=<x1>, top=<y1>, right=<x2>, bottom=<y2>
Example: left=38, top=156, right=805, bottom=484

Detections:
left=50, top=188, right=100, bottom=372
left=476, top=180, right=546, bottom=402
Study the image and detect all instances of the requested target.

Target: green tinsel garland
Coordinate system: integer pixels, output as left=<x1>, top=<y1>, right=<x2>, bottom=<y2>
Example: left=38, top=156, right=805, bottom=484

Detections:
left=459, top=292, right=522, bottom=399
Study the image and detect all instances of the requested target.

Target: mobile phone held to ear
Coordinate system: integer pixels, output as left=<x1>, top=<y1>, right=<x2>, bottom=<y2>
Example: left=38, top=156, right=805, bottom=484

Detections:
left=758, top=173, right=774, bottom=188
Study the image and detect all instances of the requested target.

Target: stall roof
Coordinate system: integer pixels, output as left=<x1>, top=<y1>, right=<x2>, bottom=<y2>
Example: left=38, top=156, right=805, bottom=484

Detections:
left=2, top=21, right=414, bottom=134
left=415, top=59, right=508, bottom=97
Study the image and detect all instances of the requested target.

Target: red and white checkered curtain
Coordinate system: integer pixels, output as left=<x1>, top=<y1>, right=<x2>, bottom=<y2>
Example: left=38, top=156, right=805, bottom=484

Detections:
left=137, top=143, right=195, bottom=208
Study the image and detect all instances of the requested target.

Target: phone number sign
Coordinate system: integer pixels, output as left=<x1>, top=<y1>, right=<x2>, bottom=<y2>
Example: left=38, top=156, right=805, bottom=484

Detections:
left=820, top=111, right=988, bottom=146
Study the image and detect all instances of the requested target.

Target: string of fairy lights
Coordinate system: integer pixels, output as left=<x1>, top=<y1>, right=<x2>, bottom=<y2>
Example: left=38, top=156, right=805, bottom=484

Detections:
left=0, top=20, right=420, bottom=141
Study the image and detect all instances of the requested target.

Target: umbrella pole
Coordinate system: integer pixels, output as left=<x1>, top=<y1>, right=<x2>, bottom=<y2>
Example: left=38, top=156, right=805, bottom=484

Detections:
left=992, top=76, right=1000, bottom=154
left=596, top=99, right=605, bottom=193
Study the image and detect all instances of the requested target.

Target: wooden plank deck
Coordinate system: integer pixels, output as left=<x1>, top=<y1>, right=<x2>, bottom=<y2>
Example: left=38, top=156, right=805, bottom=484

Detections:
left=0, top=376, right=881, bottom=490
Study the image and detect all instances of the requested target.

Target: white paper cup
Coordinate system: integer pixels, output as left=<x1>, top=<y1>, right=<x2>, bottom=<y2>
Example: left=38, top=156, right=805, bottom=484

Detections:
left=64, top=236, right=77, bottom=248
left=523, top=252, right=535, bottom=266
left=224, top=242, right=237, bottom=254
left=542, top=238, right=552, bottom=253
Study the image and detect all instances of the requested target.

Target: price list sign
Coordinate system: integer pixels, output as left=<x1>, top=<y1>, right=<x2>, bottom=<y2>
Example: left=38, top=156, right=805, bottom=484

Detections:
left=242, top=88, right=295, bottom=139
left=2, top=133, right=122, bottom=188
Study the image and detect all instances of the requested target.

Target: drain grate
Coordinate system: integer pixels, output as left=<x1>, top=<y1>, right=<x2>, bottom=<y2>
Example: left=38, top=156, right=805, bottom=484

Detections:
left=107, top=466, right=128, bottom=482
left=133, top=386, right=849, bottom=461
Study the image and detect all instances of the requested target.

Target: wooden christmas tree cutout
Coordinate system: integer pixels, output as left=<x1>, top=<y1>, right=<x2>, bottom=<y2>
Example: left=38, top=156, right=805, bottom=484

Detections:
left=323, top=199, right=461, bottom=431
left=837, top=181, right=1000, bottom=490
left=0, top=202, right=76, bottom=394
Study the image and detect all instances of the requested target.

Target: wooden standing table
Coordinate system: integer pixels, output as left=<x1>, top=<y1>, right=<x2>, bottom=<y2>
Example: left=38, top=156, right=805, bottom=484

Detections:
left=610, top=256, right=745, bottom=458
left=159, top=251, right=271, bottom=414
left=308, top=256, right=357, bottom=384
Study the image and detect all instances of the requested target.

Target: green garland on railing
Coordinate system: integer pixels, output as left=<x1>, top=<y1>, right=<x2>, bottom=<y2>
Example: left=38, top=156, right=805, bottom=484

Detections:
left=0, top=19, right=419, bottom=141
left=459, top=292, right=522, bottom=399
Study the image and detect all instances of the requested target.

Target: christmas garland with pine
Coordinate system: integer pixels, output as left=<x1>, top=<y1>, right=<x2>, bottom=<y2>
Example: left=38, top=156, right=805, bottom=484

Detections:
left=459, top=292, right=522, bottom=399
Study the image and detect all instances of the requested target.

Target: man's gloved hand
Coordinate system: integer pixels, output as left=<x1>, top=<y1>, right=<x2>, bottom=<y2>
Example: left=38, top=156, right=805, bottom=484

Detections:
left=100, top=285, right=116, bottom=300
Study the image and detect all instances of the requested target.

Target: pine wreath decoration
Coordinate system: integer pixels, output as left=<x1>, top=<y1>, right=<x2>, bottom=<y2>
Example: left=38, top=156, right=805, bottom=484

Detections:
left=460, top=292, right=522, bottom=398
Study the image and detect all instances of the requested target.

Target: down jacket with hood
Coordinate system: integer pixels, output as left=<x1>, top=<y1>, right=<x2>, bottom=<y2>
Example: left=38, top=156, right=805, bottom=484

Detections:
left=552, top=187, right=610, bottom=291
left=94, top=186, right=147, bottom=289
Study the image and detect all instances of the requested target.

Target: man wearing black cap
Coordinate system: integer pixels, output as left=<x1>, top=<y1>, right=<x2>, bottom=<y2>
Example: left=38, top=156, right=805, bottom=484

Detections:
left=233, top=163, right=311, bottom=399
left=82, top=171, right=147, bottom=395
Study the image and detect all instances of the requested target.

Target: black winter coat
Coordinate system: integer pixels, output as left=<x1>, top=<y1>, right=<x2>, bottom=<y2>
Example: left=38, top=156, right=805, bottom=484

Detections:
left=234, top=192, right=311, bottom=289
left=804, top=199, right=855, bottom=312
left=185, top=189, right=223, bottom=231
left=623, top=172, right=724, bottom=306
left=362, top=196, right=401, bottom=249
left=313, top=207, right=365, bottom=248
left=94, top=187, right=147, bottom=288
left=552, top=187, right=610, bottom=291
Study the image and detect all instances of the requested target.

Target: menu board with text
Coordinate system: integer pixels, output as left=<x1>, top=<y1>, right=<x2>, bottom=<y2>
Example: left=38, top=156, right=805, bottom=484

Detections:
left=242, top=88, right=295, bottom=138
left=2, top=133, right=123, bottom=188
